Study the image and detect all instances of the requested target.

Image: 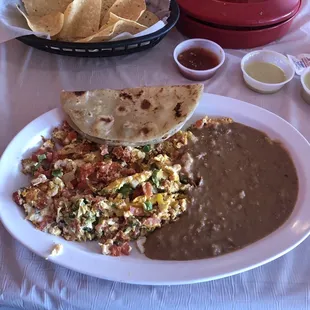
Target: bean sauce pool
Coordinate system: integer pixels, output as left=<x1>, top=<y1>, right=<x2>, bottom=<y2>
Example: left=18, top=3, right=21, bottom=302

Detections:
left=145, top=121, right=298, bottom=260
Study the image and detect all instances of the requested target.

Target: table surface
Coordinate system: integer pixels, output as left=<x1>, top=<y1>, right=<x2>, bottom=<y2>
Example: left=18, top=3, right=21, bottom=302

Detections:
left=1, top=1, right=310, bottom=309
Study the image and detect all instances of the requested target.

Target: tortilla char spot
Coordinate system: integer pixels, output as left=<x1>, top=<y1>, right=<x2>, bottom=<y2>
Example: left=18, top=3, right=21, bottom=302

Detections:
left=73, top=110, right=83, bottom=117
left=100, top=116, right=113, bottom=123
left=118, top=106, right=126, bottom=112
left=159, top=88, right=164, bottom=93
left=141, top=99, right=151, bottom=110
left=140, top=127, right=150, bottom=135
left=92, top=115, right=114, bottom=136
left=174, top=102, right=183, bottom=118
left=74, top=91, right=85, bottom=96
left=136, top=90, right=144, bottom=98
left=119, top=92, right=133, bottom=101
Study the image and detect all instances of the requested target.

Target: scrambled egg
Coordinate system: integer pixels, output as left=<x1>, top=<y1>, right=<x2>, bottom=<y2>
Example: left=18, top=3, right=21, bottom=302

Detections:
left=103, top=171, right=152, bottom=192
left=13, top=121, right=192, bottom=256
left=46, top=244, right=63, bottom=260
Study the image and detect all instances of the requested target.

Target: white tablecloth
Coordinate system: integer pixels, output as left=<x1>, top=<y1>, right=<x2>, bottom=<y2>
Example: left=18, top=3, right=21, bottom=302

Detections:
left=1, top=1, right=310, bottom=309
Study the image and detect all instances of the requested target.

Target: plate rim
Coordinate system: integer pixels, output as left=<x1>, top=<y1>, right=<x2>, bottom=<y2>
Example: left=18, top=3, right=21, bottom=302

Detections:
left=1, top=93, right=310, bottom=285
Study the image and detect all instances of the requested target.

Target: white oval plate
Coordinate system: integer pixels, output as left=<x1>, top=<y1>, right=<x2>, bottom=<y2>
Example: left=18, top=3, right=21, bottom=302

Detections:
left=1, top=94, right=310, bottom=285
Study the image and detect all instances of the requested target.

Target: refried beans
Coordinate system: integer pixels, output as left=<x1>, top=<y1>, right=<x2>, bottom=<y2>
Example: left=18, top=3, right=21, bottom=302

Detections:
left=144, top=119, right=298, bottom=260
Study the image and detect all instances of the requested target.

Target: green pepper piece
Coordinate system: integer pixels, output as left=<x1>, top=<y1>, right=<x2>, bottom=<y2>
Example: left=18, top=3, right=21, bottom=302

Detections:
left=143, top=201, right=153, bottom=211
left=142, top=145, right=151, bottom=153
left=151, top=169, right=160, bottom=188
left=118, top=183, right=133, bottom=198
left=52, top=169, right=63, bottom=177
left=180, top=175, right=189, bottom=184
left=37, top=154, right=47, bottom=162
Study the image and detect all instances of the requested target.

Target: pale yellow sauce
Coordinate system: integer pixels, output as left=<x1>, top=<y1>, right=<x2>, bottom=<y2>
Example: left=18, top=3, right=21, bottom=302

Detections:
left=245, top=62, right=286, bottom=84
left=304, top=73, right=310, bottom=90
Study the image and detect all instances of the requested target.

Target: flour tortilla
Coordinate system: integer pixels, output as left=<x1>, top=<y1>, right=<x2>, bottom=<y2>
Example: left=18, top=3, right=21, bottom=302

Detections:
left=61, top=85, right=204, bottom=146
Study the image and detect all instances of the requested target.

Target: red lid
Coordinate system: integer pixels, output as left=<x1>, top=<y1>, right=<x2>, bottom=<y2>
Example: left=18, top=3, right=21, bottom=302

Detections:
left=177, top=0, right=301, bottom=27
left=177, top=9, right=298, bottom=49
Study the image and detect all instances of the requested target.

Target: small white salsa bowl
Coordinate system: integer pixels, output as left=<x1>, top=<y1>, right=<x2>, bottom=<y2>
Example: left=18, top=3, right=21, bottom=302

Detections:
left=241, top=50, right=295, bottom=94
left=173, top=39, right=225, bottom=81
left=301, top=67, right=310, bottom=105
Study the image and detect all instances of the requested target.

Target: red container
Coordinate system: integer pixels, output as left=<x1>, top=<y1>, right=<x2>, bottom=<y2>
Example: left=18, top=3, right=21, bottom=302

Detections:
left=176, top=0, right=301, bottom=49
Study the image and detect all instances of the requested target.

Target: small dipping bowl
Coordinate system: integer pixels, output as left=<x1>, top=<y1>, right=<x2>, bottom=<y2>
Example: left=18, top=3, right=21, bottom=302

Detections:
left=173, top=39, right=225, bottom=81
left=241, top=50, right=295, bottom=94
left=301, top=67, right=310, bottom=105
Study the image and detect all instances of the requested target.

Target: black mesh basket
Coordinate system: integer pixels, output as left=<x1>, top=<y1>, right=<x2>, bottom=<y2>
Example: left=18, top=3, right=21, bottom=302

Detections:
left=16, top=0, right=179, bottom=57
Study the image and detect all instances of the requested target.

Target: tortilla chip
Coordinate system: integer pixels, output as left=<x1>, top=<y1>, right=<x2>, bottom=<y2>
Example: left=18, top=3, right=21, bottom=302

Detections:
left=58, top=0, right=101, bottom=41
left=22, top=0, right=72, bottom=17
left=101, top=12, right=122, bottom=28
left=76, top=14, right=146, bottom=43
left=110, top=18, right=146, bottom=36
left=17, top=6, right=64, bottom=36
left=137, top=10, right=159, bottom=27
left=100, top=0, right=116, bottom=26
left=107, top=0, right=146, bottom=22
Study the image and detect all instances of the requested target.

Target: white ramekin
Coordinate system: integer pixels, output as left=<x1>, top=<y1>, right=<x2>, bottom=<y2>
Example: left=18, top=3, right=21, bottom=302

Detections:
left=173, top=39, right=225, bottom=81
left=241, top=50, right=295, bottom=94
left=301, top=67, right=310, bottom=105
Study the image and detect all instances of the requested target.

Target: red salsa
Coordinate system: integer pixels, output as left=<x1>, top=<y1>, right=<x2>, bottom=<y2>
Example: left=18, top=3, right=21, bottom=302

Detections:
left=177, top=48, right=219, bottom=71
